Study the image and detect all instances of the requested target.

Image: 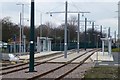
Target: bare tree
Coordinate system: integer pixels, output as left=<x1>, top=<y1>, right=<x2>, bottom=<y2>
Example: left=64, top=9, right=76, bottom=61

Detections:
left=2, top=17, right=19, bottom=42
left=68, top=16, right=77, bottom=26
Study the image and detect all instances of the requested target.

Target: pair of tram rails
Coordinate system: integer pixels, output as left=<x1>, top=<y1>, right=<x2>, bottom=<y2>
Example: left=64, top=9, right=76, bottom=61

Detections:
left=1, top=49, right=100, bottom=80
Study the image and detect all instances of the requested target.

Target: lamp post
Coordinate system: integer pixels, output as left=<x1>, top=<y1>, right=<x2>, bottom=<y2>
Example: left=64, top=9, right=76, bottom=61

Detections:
left=96, top=34, right=100, bottom=62
left=40, top=13, right=42, bottom=37
left=46, top=1, right=90, bottom=58
left=97, top=35, right=100, bottom=48
left=64, top=1, right=68, bottom=58
left=114, top=31, right=117, bottom=45
left=77, top=13, right=80, bottom=53
left=103, top=27, right=109, bottom=38
left=13, top=35, right=16, bottom=53
left=16, top=3, right=25, bottom=53
left=93, top=33, right=96, bottom=48
left=57, top=37, right=62, bottom=51
left=67, top=29, right=70, bottom=50
left=87, top=33, right=90, bottom=44
left=23, top=35, right=26, bottom=53
left=92, top=22, right=95, bottom=48
left=37, top=13, right=42, bottom=53
left=19, top=13, right=22, bottom=53
left=84, top=18, right=87, bottom=51
left=29, top=0, right=35, bottom=72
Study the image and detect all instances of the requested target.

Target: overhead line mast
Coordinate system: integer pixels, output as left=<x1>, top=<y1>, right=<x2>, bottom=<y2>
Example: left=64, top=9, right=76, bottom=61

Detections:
left=46, top=1, right=90, bottom=57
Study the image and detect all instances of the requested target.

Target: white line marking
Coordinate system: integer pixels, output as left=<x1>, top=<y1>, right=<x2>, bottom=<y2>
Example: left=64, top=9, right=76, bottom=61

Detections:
left=114, top=64, right=119, bottom=66
left=99, top=64, right=108, bottom=65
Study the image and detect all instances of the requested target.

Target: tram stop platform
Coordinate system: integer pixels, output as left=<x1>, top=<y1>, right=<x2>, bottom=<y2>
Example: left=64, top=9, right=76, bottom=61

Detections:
left=90, top=52, right=113, bottom=62
left=46, top=50, right=94, bottom=64
left=19, top=51, right=62, bottom=60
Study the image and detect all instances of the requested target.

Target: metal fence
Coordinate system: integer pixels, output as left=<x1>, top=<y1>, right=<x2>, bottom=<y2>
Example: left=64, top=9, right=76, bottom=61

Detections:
left=51, top=42, right=102, bottom=51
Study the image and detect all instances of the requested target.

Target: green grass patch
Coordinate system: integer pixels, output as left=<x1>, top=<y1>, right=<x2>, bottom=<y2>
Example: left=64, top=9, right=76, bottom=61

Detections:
left=83, top=66, right=119, bottom=79
left=112, top=48, right=120, bottom=52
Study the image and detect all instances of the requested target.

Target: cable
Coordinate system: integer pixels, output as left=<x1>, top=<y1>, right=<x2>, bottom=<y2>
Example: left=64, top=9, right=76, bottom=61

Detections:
left=69, top=0, right=81, bottom=12
left=47, top=2, right=64, bottom=13
left=25, top=2, right=65, bottom=23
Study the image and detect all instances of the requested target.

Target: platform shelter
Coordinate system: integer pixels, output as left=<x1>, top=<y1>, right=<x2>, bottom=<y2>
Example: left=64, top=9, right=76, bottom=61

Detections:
left=37, top=37, right=52, bottom=52
left=101, top=37, right=112, bottom=55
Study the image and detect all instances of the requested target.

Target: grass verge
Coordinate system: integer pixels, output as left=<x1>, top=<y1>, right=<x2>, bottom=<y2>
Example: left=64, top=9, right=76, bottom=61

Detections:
left=83, top=66, right=120, bottom=80
left=112, top=48, right=120, bottom=52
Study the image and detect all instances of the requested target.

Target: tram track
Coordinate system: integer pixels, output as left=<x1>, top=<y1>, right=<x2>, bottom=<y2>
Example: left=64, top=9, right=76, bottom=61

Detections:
left=54, top=50, right=97, bottom=80
left=1, top=51, right=62, bottom=71
left=1, top=49, right=80, bottom=75
left=27, top=49, right=99, bottom=80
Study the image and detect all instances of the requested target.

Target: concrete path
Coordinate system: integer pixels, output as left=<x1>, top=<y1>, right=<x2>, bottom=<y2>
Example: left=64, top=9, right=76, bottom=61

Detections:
left=95, top=52, right=120, bottom=66
left=19, top=51, right=62, bottom=60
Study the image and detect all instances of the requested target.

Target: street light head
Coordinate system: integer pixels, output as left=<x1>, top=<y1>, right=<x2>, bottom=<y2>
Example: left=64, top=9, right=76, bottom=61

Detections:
left=16, top=3, right=20, bottom=5
left=82, top=13, right=84, bottom=17
left=50, top=13, right=52, bottom=17
left=89, top=21, right=91, bottom=24
left=16, top=4, right=19, bottom=5
left=16, top=3, right=23, bottom=5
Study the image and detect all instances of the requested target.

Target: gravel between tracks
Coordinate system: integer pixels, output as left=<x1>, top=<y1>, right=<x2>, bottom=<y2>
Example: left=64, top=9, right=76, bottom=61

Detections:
left=2, top=49, right=96, bottom=80
left=2, top=64, right=29, bottom=74
left=64, top=62, right=95, bottom=79
left=40, top=64, right=78, bottom=78
left=2, top=63, right=62, bottom=79
left=2, top=51, right=75, bottom=75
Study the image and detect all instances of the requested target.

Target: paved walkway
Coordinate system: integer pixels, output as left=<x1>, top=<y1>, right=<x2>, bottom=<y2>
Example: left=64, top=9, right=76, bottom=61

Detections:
left=90, top=52, right=113, bottom=61
left=94, top=52, right=120, bottom=66
left=19, top=51, right=62, bottom=60
left=48, top=50, right=93, bottom=63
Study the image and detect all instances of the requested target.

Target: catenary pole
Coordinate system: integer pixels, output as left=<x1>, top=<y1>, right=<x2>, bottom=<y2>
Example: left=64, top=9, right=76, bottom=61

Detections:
left=64, top=1, right=68, bottom=58
left=84, top=18, right=87, bottom=51
left=19, top=13, right=22, bottom=53
left=29, top=0, right=35, bottom=72
left=77, top=13, right=80, bottom=53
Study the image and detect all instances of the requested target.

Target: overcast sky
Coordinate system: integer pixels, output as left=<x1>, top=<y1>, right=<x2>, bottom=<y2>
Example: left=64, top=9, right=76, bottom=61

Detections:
left=0, top=0, right=119, bottom=37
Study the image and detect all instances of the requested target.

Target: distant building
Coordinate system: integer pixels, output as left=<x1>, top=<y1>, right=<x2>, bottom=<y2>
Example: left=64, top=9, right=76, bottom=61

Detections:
left=118, top=1, right=120, bottom=40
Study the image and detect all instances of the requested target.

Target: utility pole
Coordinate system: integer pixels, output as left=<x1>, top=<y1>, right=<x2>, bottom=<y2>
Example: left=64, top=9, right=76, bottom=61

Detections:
left=118, top=1, right=120, bottom=42
left=46, top=1, right=90, bottom=58
left=29, top=0, right=35, bottom=72
left=77, top=13, right=80, bottom=53
left=17, top=3, right=25, bottom=53
left=23, top=35, right=26, bottom=53
left=92, top=22, right=94, bottom=48
left=108, top=27, right=111, bottom=54
left=13, top=35, right=16, bottom=53
left=114, top=31, right=116, bottom=44
left=91, top=22, right=100, bottom=48
left=37, top=13, right=42, bottom=53
left=40, top=13, right=42, bottom=52
left=40, top=13, right=42, bottom=37
left=100, top=25, right=102, bottom=49
left=22, top=4, right=24, bottom=53
left=84, top=18, right=87, bottom=51
left=108, top=27, right=110, bottom=38
left=19, top=13, right=22, bottom=53
left=64, top=1, right=67, bottom=58
left=100, top=25, right=102, bottom=38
